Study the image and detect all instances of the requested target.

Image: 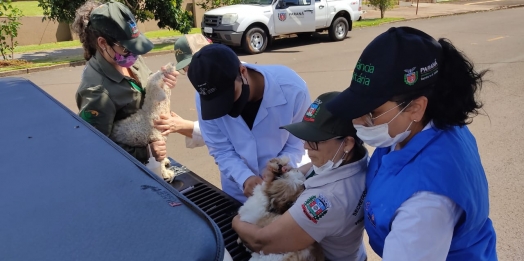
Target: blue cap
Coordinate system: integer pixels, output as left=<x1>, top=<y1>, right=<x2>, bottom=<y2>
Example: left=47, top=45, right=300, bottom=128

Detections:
left=187, top=44, right=240, bottom=120
left=327, top=26, right=442, bottom=120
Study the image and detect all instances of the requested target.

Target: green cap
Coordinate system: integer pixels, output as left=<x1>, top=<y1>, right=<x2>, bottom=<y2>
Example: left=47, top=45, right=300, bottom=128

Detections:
left=89, top=1, right=153, bottom=55
left=174, top=36, right=192, bottom=70
left=280, top=91, right=357, bottom=142
left=174, top=34, right=212, bottom=71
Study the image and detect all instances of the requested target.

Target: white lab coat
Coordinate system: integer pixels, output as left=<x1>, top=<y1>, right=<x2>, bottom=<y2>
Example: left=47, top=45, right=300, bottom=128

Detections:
left=195, top=63, right=311, bottom=203
left=184, top=121, right=205, bottom=149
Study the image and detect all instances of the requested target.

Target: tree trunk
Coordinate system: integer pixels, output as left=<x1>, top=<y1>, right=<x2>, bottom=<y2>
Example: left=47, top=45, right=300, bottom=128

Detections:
left=10, top=36, right=14, bottom=60
left=380, top=8, right=385, bottom=18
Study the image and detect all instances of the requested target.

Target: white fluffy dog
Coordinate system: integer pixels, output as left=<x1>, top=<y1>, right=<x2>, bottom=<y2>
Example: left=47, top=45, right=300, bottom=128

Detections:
left=237, top=157, right=324, bottom=261
left=109, top=62, right=175, bottom=182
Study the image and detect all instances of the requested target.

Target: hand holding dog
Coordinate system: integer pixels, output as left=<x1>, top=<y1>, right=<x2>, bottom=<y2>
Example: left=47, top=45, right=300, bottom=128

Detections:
left=243, top=176, right=263, bottom=197
left=154, top=112, right=193, bottom=136
left=161, top=66, right=179, bottom=89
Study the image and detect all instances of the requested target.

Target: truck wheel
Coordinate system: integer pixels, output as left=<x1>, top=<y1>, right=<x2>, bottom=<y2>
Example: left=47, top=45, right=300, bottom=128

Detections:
left=242, top=26, right=268, bottom=54
left=329, top=17, right=349, bottom=41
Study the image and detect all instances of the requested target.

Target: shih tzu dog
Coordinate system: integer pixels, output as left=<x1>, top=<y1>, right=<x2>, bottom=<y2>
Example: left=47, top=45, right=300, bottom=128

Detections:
left=237, top=157, right=324, bottom=261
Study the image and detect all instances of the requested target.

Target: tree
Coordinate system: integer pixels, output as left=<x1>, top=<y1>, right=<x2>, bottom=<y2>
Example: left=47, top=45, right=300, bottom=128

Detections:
left=37, top=0, right=193, bottom=34
left=196, top=0, right=241, bottom=11
left=368, top=0, right=395, bottom=19
left=0, top=0, right=23, bottom=60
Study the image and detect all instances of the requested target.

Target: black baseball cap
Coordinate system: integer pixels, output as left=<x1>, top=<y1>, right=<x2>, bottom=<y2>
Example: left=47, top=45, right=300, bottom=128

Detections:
left=187, top=44, right=240, bottom=120
left=280, top=92, right=357, bottom=142
left=326, top=26, right=442, bottom=120
left=89, top=1, right=153, bottom=55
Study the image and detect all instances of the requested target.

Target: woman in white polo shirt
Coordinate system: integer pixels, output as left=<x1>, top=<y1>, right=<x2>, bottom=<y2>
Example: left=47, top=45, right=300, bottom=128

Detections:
left=232, top=91, right=368, bottom=261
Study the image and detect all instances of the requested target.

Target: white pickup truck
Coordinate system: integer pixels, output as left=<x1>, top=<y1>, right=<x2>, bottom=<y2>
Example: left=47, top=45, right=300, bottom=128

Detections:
left=201, top=0, right=363, bottom=54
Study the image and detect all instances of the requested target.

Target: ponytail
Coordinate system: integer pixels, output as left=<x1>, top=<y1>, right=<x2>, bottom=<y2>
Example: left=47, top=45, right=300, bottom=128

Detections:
left=392, top=38, right=488, bottom=130
left=72, top=0, right=111, bottom=61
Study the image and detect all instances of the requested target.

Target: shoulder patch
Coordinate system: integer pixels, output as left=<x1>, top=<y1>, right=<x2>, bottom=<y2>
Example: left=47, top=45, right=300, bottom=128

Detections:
left=301, top=193, right=331, bottom=224
left=80, top=109, right=99, bottom=123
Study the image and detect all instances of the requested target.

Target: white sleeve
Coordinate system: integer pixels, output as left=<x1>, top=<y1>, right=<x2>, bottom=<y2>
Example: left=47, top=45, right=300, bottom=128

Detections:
left=184, top=121, right=206, bottom=148
left=277, top=90, right=311, bottom=167
left=382, top=191, right=463, bottom=261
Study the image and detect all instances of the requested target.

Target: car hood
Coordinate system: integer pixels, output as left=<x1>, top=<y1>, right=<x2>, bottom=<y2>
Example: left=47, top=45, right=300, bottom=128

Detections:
left=205, top=4, right=271, bottom=15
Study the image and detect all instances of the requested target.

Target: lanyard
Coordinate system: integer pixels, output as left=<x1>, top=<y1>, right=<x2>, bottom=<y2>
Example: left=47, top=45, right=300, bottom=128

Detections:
left=305, top=170, right=316, bottom=180
left=128, top=80, right=144, bottom=93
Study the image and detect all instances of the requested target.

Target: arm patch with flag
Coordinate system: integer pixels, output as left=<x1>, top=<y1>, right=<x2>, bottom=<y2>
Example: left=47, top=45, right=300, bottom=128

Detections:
left=301, top=194, right=331, bottom=224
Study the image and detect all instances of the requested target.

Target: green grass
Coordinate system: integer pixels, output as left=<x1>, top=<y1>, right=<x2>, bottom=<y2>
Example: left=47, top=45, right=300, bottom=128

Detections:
left=10, top=1, right=44, bottom=16
left=144, top=28, right=201, bottom=39
left=14, top=40, right=82, bottom=53
left=0, top=56, right=82, bottom=72
left=354, top=17, right=404, bottom=28
left=151, top=42, right=177, bottom=51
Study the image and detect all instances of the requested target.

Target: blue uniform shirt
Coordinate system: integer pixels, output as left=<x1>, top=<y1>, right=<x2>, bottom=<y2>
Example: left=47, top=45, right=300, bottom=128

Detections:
left=365, top=124, right=498, bottom=260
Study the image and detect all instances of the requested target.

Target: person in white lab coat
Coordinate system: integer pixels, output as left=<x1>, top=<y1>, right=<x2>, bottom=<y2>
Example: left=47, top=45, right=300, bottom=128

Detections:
left=186, top=44, right=312, bottom=203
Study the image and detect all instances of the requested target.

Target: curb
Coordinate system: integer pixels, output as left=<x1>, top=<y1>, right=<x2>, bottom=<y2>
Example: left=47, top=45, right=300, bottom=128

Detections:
left=496, top=3, right=524, bottom=9
left=409, top=3, right=524, bottom=19
left=359, top=3, right=524, bottom=26
left=0, top=50, right=175, bottom=78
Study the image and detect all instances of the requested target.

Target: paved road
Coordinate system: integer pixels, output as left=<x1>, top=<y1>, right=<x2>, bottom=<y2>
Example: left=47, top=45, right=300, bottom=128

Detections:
left=14, top=7, right=524, bottom=260
left=442, top=0, right=524, bottom=6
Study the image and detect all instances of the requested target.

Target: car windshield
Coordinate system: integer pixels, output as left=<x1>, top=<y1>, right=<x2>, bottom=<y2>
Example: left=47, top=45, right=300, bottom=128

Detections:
left=238, top=0, right=274, bottom=5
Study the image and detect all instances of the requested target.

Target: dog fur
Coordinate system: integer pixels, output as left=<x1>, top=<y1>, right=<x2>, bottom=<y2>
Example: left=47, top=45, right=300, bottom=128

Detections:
left=109, top=62, right=175, bottom=182
left=237, top=157, right=324, bottom=261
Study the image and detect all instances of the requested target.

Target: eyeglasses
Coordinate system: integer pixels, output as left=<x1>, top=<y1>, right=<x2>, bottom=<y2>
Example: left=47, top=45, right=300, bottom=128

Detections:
left=304, top=136, right=343, bottom=151
left=364, top=102, right=406, bottom=126
left=113, top=43, right=130, bottom=55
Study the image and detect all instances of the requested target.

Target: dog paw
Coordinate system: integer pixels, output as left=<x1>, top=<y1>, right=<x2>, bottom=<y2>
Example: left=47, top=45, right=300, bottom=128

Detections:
left=162, top=165, right=176, bottom=183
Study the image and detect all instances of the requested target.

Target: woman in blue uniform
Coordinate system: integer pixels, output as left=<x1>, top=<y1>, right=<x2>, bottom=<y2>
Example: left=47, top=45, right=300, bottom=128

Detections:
left=326, top=26, right=498, bottom=260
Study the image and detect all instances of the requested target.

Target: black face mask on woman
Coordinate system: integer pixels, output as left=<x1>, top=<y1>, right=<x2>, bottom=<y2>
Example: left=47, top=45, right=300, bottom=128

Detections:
left=228, top=75, right=250, bottom=118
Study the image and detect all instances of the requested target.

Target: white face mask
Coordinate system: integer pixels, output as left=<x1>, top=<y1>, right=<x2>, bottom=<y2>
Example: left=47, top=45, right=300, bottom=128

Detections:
left=312, top=140, right=345, bottom=175
left=354, top=101, right=414, bottom=148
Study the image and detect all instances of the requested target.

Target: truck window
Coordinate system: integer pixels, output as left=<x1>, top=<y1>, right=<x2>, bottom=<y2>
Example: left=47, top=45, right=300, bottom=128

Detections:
left=283, top=0, right=311, bottom=6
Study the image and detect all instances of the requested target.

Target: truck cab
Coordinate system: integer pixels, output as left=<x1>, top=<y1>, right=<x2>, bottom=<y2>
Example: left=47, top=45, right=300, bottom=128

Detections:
left=201, top=0, right=362, bottom=54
